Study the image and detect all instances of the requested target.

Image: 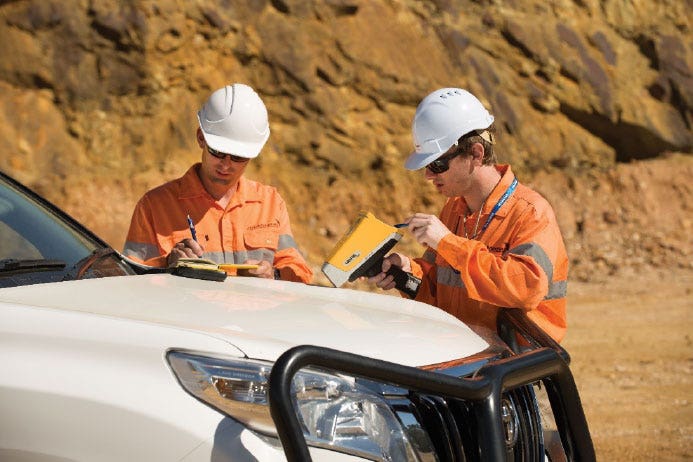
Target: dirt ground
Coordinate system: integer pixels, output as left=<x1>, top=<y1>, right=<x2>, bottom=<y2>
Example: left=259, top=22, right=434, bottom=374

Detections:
left=564, top=269, right=692, bottom=460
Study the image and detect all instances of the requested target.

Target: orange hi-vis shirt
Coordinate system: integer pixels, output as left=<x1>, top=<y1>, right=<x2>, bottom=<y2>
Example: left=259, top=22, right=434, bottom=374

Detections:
left=123, top=164, right=313, bottom=283
left=410, top=164, right=568, bottom=342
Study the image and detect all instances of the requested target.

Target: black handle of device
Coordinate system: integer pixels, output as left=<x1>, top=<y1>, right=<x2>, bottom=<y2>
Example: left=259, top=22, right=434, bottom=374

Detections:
left=384, top=264, right=421, bottom=299
left=359, top=255, right=420, bottom=298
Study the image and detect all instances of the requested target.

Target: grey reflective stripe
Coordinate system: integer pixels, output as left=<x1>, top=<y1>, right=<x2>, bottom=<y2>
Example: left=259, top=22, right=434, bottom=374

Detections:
left=125, top=233, right=300, bottom=264
left=510, top=242, right=554, bottom=281
left=278, top=234, right=298, bottom=251
left=422, top=249, right=436, bottom=264
left=204, top=249, right=275, bottom=264
left=547, top=279, right=567, bottom=300
left=510, top=242, right=567, bottom=300
left=431, top=242, right=567, bottom=301
left=437, top=266, right=466, bottom=289
left=123, top=241, right=160, bottom=261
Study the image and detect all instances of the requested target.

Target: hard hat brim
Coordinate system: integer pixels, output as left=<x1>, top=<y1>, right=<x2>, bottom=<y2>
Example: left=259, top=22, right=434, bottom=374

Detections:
left=198, top=121, right=270, bottom=159
left=404, top=151, right=445, bottom=171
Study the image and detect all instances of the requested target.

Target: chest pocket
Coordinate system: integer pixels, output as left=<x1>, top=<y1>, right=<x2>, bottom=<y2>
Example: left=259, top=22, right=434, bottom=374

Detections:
left=244, top=228, right=279, bottom=250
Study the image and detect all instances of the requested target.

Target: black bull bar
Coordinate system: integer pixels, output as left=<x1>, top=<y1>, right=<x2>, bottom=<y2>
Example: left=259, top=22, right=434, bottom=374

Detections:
left=268, top=308, right=596, bottom=461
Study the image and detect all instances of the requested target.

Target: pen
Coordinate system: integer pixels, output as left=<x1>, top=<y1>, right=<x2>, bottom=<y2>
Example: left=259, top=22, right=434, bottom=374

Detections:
left=186, top=214, right=198, bottom=242
left=394, top=222, right=409, bottom=228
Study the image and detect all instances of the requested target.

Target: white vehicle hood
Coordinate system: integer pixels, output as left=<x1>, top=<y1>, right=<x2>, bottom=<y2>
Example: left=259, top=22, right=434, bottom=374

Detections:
left=0, top=273, right=488, bottom=366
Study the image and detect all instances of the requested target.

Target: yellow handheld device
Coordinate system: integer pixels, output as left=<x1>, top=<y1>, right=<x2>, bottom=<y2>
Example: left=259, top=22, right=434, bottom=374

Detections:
left=172, top=259, right=260, bottom=281
left=172, top=258, right=228, bottom=281
left=321, top=211, right=420, bottom=297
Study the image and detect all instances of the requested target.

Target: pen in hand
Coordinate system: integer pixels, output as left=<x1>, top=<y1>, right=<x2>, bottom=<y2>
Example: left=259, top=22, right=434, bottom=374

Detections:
left=186, top=214, right=198, bottom=242
left=394, top=222, right=409, bottom=228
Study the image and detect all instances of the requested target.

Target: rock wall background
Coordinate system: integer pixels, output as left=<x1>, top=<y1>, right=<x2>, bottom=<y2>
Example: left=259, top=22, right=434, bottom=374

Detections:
left=0, top=0, right=691, bottom=285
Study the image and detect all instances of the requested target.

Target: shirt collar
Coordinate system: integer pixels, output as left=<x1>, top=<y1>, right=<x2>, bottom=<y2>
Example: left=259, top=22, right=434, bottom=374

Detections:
left=178, top=164, right=208, bottom=200
left=453, top=164, right=516, bottom=218
left=177, top=163, right=264, bottom=206
left=480, top=164, right=515, bottom=218
left=225, top=176, right=264, bottom=210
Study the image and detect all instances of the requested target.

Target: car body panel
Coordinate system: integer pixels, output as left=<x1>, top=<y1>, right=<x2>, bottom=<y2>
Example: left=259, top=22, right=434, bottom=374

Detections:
left=0, top=295, right=382, bottom=462
left=0, top=302, right=234, bottom=461
left=0, top=273, right=489, bottom=366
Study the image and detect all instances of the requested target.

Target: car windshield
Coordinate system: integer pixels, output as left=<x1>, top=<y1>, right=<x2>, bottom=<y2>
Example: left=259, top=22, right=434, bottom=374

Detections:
left=0, top=172, right=136, bottom=288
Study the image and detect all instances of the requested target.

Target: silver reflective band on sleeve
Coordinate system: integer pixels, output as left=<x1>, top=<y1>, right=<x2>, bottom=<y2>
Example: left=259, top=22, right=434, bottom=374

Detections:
left=432, top=243, right=567, bottom=300
left=278, top=234, right=298, bottom=251
left=436, top=265, right=566, bottom=298
left=547, top=279, right=567, bottom=300
left=123, top=241, right=161, bottom=261
left=437, top=266, right=466, bottom=289
left=509, top=242, right=554, bottom=281
left=510, top=242, right=566, bottom=300
left=422, top=249, right=436, bottom=264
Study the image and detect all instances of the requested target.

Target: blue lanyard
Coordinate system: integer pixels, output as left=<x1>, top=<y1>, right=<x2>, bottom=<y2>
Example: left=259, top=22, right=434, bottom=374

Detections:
left=477, top=177, right=518, bottom=237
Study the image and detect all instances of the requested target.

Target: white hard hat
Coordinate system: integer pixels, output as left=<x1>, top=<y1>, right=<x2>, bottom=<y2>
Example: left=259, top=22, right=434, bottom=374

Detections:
left=197, top=83, right=270, bottom=159
left=405, top=88, right=494, bottom=170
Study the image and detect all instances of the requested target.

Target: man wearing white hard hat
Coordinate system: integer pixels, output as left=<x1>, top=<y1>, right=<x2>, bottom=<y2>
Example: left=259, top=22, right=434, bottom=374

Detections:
left=124, top=83, right=312, bottom=283
left=369, top=88, right=569, bottom=341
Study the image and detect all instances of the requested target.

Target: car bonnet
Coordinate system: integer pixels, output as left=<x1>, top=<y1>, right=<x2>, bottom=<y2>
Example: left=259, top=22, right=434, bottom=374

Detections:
left=0, top=273, right=488, bottom=367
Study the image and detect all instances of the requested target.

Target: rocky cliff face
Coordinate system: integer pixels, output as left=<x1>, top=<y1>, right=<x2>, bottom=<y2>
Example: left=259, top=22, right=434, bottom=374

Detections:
left=0, top=0, right=690, bottom=283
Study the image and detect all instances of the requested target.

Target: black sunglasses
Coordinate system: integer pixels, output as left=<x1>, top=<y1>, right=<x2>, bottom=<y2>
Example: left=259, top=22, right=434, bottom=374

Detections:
left=207, top=145, right=249, bottom=163
left=426, top=147, right=462, bottom=174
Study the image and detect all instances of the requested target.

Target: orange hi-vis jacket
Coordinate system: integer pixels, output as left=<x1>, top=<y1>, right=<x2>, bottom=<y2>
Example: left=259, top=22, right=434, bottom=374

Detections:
left=410, top=164, right=568, bottom=342
left=123, top=164, right=313, bottom=283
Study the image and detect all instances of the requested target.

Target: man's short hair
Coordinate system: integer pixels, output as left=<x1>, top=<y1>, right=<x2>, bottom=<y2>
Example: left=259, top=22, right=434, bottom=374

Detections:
left=457, top=125, right=496, bottom=165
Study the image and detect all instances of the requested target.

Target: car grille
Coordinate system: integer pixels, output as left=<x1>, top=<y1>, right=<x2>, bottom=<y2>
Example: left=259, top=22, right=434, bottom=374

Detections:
left=394, top=384, right=544, bottom=462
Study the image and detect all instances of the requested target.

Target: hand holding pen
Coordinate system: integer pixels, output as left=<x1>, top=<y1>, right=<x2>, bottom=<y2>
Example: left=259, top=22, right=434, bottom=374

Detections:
left=166, top=214, right=204, bottom=267
left=394, top=214, right=451, bottom=250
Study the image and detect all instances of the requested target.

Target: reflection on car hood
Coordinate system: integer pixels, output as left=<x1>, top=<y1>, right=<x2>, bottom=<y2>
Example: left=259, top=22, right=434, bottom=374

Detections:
left=0, top=274, right=488, bottom=366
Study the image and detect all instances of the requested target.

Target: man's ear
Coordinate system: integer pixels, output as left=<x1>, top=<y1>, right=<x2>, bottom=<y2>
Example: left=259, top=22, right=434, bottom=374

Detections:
left=470, top=142, right=485, bottom=165
left=196, top=128, right=205, bottom=148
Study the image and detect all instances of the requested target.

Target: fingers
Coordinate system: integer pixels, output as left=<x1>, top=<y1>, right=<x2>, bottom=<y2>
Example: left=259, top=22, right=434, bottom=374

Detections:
left=249, top=260, right=274, bottom=279
left=367, top=253, right=406, bottom=291
left=167, top=239, right=204, bottom=267
left=381, top=257, right=392, bottom=273
left=239, top=259, right=274, bottom=279
left=172, top=239, right=204, bottom=257
left=369, top=271, right=397, bottom=291
left=181, top=238, right=204, bottom=256
left=391, top=253, right=412, bottom=273
left=406, top=213, right=450, bottom=249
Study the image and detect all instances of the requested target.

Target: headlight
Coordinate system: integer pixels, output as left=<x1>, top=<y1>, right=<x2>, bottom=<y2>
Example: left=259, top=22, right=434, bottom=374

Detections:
left=167, top=350, right=424, bottom=461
